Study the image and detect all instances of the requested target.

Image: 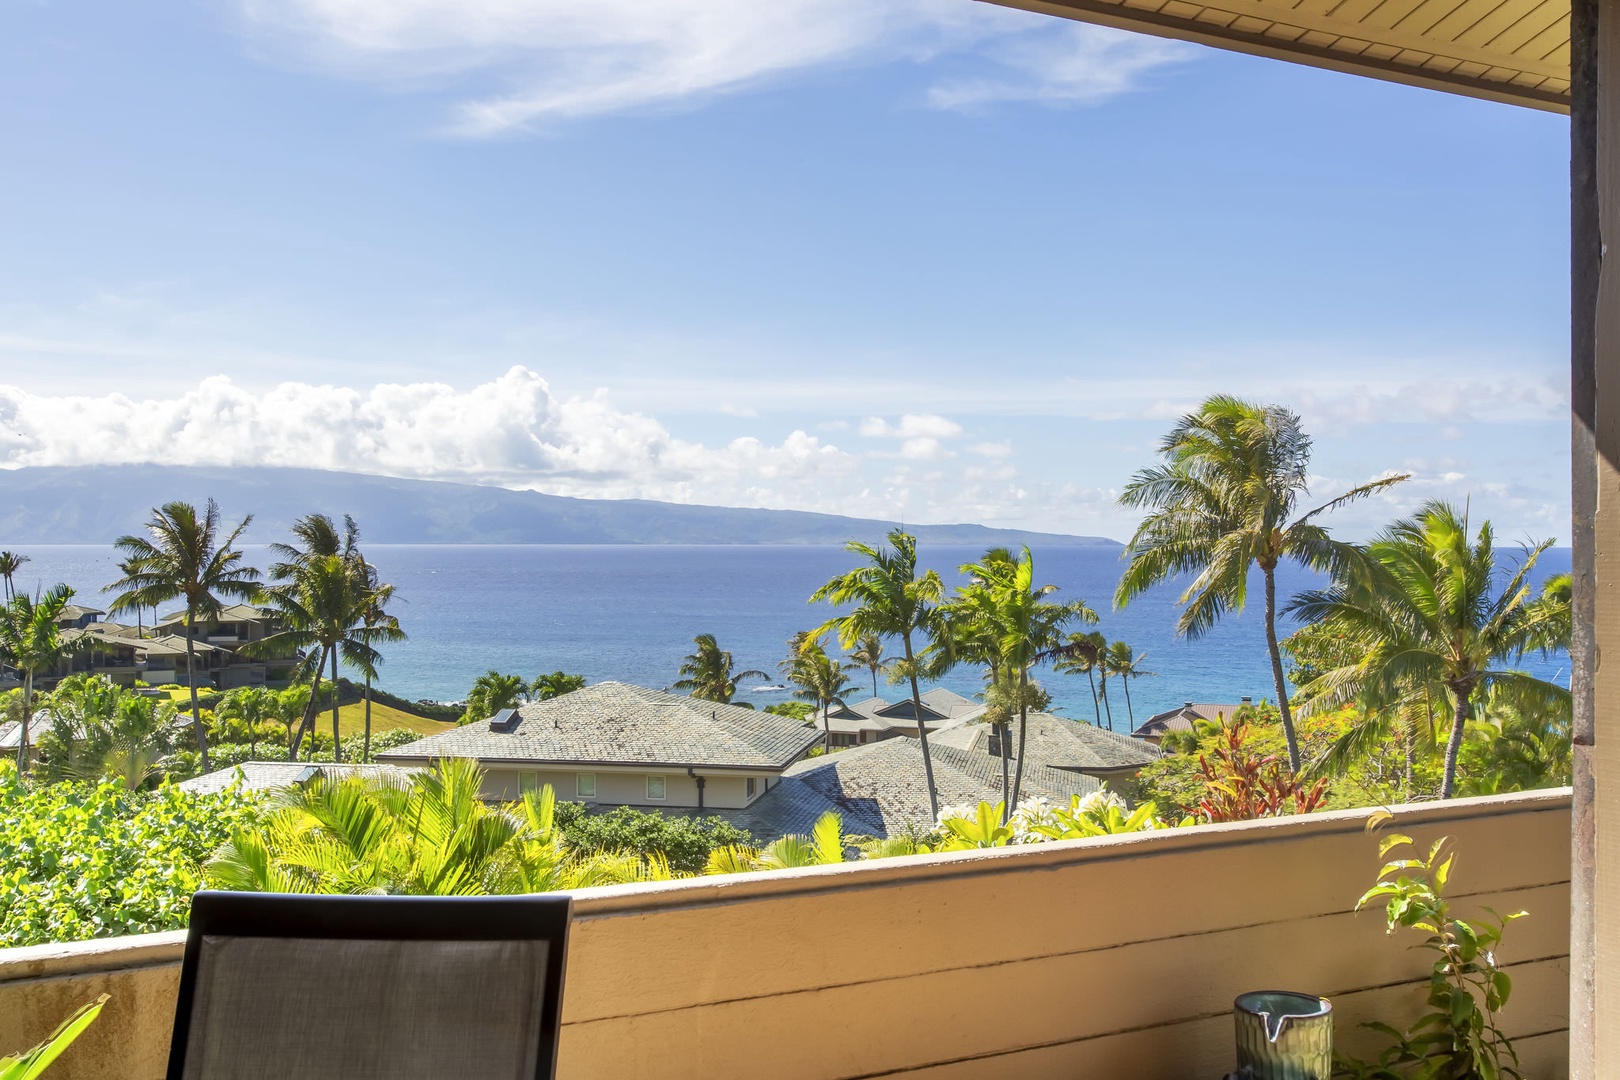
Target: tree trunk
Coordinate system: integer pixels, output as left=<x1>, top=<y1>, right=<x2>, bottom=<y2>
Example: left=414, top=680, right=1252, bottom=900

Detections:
left=1099, top=676, right=1113, bottom=730
left=1440, top=687, right=1471, bottom=799
left=18, top=669, right=32, bottom=773
left=330, top=649, right=341, bottom=763
left=363, top=675, right=373, bottom=762
left=185, top=610, right=210, bottom=773
left=1010, top=668, right=1030, bottom=814
left=998, top=722, right=1010, bottom=819
left=1123, top=676, right=1135, bottom=728
left=1263, top=564, right=1302, bottom=772
left=1087, top=671, right=1100, bottom=726
left=871, top=669, right=878, bottom=698
left=290, top=647, right=327, bottom=761
left=903, top=632, right=940, bottom=820
left=821, top=700, right=832, bottom=752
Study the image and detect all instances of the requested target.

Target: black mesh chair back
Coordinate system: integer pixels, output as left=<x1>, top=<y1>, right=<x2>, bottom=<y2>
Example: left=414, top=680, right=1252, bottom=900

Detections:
left=165, top=892, right=571, bottom=1080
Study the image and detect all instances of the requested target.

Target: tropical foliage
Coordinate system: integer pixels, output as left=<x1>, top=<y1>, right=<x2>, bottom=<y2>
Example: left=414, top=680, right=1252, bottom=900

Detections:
left=1116, top=394, right=1408, bottom=771
left=0, top=995, right=107, bottom=1080
left=673, top=634, right=765, bottom=705
left=1287, top=501, right=1570, bottom=797
left=780, top=636, right=856, bottom=751
left=810, top=529, right=947, bottom=817
left=1339, top=818, right=1526, bottom=1080
left=106, top=499, right=261, bottom=773
left=553, top=802, right=754, bottom=876
left=0, top=585, right=91, bottom=771
left=940, top=547, right=1095, bottom=815
left=206, top=760, right=678, bottom=895
left=0, top=762, right=263, bottom=947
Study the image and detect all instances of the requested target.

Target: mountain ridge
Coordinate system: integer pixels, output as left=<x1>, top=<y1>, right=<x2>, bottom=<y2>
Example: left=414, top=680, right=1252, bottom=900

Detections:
left=0, top=466, right=1121, bottom=548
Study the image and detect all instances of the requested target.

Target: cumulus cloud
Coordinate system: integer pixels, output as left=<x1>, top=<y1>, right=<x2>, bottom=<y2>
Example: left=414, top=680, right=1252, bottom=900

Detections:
left=0, top=367, right=855, bottom=502
left=232, top=0, right=1190, bottom=132
left=926, top=23, right=1195, bottom=111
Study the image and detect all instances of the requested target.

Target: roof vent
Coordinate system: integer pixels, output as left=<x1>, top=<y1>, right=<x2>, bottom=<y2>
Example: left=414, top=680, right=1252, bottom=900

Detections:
left=488, top=708, right=521, bottom=733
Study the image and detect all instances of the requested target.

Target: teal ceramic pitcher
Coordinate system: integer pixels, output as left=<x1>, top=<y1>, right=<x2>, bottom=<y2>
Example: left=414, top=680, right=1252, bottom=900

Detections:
left=1231, top=991, right=1332, bottom=1080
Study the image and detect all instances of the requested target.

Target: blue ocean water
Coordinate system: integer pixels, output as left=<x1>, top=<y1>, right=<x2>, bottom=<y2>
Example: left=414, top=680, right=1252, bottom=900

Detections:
left=7, top=544, right=1571, bottom=732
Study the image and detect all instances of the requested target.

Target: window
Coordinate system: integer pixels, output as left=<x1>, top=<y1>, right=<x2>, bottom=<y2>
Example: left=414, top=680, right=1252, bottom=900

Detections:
left=519, top=772, right=539, bottom=793
left=576, top=773, right=597, bottom=799
left=746, top=777, right=757, bottom=798
left=646, top=775, right=666, bottom=800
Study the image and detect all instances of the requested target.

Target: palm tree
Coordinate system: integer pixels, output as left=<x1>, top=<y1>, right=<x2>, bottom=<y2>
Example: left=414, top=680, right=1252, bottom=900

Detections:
left=247, top=515, right=386, bottom=761
left=215, top=686, right=279, bottom=760
left=463, top=670, right=530, bottom=723
left=105, top=499, right=260, bottom=773
left=1053, top=630, right=1108, bottom=727
left=848, top=633, right=888, bottom=698
left=1115, top=395, right=1408, bottom=772
left=0, top=552, right=29, bottom=602
left=810, top=529, right=946, bottom=818
left=532, top=672, right=586, bottom=701
left=1105, top=641, right=1155, bottom=730
left=673, top=634, right=766, bottom=704
left=1287, top=501, right=1570, bottom=798
left=782, top=636, right=857, bottom=751
left=947, top=548, right=1095, bottom=813
left=354, top=556, right=405, bottom=762
left=0, top=585, right=91, bottom=771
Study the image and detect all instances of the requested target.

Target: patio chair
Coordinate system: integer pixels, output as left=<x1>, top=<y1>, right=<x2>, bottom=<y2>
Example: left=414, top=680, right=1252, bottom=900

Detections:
left=165, top=891, right=571, bottom=1080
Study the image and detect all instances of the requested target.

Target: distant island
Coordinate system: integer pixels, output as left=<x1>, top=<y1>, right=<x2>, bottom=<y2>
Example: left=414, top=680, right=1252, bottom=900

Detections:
left=0, top=465, right=1121, bottom=547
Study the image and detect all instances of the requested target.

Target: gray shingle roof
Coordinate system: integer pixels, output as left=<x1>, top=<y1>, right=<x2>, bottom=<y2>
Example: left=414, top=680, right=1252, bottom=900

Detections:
left=378, top=682, right=822, bottom=769
left=176, top=761, right=419, bottom=795
left=715, top=738, right=1100, bottom=840
left=932, top=712, right=1161, bottom=772
left=1133, top=701, right=1252, bottom=739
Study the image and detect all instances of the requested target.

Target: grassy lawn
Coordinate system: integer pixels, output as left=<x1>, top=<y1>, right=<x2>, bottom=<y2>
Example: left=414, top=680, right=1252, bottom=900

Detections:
left=326, top=700, right=451, bottom=738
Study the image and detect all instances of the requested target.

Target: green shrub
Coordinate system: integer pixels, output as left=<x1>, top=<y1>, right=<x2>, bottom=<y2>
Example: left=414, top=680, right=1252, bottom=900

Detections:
left=554, top=803, right=755, bottom=876
left=0, top=764, right=264, bottom=947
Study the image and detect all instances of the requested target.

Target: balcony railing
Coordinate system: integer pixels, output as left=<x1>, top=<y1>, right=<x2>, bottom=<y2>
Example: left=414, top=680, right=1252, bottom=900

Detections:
left=0, top=789, right=1570, bottom=1080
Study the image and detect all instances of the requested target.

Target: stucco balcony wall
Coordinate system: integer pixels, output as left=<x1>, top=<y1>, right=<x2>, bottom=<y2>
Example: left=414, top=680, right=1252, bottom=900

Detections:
left=0, top=789, right=1571, bottom=1079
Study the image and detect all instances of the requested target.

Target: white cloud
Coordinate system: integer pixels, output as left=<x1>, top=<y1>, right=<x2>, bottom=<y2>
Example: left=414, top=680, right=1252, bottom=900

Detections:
left=859, top=413, right=964, bottom=440
left=0, top=367, right=856, bottom=504
left=232, top=0, right=1190, bottom=132
left=969, top=440, right=1013, bottom=458
left=926, top=23, right=1196, bottom=112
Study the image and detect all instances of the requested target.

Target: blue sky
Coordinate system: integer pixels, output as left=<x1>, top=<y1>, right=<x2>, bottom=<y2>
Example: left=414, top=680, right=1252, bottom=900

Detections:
left=0, top=0, right=1571, bottom=542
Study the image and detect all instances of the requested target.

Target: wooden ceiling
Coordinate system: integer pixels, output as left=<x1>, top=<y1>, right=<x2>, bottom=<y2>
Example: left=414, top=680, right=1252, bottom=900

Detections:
left=986, top=0, right=1570, bottom=111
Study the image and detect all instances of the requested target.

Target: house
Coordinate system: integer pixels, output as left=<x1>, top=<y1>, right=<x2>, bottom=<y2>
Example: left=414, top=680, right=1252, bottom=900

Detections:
left=129, top=635, right=233, bottom=689
left=153, top=604, right=294, bottom=689
left=931, top=711, right=1161, bottom=785
left=378, top=682, right=824, bottom=809
left=1132, top=698, right=1255, bottom=744
left=819, top=688, right=984, bottom=747
left=54, top=604, right=105, bottom=631
left=721, top=736, right=1103, bottom=840
left=176, top=761, right=420, bottom=796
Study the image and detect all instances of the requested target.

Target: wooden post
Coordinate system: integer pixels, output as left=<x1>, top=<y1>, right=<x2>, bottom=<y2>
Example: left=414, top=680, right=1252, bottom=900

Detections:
left=1573, top=0, right=1616, bottom=1072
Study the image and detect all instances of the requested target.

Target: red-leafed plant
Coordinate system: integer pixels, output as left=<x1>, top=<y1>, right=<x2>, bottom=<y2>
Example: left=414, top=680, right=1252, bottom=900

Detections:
left=1194, top=721, right=1329, bottom=823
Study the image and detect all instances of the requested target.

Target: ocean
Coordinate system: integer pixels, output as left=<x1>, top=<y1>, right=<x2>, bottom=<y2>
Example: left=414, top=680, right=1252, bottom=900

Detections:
left=5, top=544, right=1572, bottom=731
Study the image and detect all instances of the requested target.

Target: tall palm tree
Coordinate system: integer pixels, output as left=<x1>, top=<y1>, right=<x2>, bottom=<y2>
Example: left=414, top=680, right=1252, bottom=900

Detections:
left=810, top=529, right=946, bottom=818
left=1053, top=630, right=1107, bottom=727
left=673, top=634, right=766, bottom=704
left=247, top=515, right=386, bottom=761
left=1105, top=641, right=1155, bottom=729
left=0, top=552, right=29, bottom=602
left=1287, top=501, right=1570, bottom=798
left=105, top=500, right=260, bottom=773
left=848, top=633, right=888, bottom=699
left=949, top=548, right=1095, bottom=814
left=0, top=585, right=91, bottom=771
left=1115, top=395, right=1408, bottom=771
left=217, top=686, right=279, bottom=760
left=354, top=556, right=405, bottom=762
left=782, top=636, right=857, bottom=752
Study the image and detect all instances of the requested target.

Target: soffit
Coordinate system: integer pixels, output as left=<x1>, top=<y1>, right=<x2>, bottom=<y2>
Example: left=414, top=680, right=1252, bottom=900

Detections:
left=985, top=0, right=1570, bottom=112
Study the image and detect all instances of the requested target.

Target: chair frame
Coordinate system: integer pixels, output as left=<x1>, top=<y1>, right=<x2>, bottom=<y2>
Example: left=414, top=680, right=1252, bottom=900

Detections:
left=166, top=891, right=572, bottom=1080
